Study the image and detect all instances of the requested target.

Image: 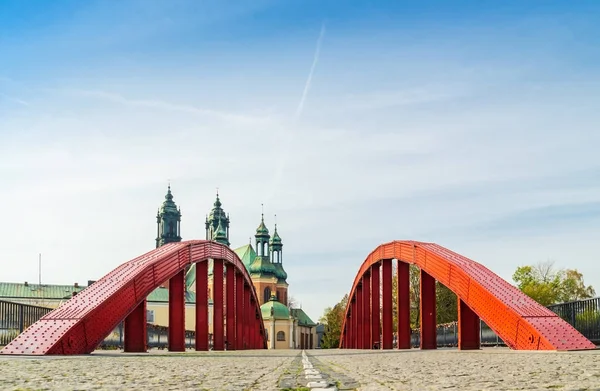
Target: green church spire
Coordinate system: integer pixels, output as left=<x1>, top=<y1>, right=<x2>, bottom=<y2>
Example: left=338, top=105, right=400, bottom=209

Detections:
left=255, top=205, right=270, bottom=258
left=213, top=218, right=230, bottom=246
left=156, top=184, right=182, bottom=248
left=269, top=216, right=283, bottom=264
left=206, top=189, right=230, bottom=247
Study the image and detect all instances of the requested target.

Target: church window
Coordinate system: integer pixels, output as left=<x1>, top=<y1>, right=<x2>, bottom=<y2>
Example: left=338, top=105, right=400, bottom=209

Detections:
left=277, top=331, right=285, bottom=341
left=168, top=221, right=174, bottom=236
left=264, top=287, right=271, bottom=303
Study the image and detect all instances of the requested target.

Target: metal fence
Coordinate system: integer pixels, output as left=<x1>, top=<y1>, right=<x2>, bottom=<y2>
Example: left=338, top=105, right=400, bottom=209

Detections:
left=0, top=300, right=52, bottom=346
left=408, top=320, right=504, bottom=348
left=100, top=323, right=199, bottom=350
left=548, top=297, right=600, bottom=344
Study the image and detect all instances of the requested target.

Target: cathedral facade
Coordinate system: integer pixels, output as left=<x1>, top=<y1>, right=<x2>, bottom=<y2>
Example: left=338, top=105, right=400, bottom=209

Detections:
left=154, top=186, right=316, bottom=349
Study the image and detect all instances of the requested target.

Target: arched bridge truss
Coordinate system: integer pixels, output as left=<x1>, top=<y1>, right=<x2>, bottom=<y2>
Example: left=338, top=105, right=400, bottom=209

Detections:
left=340, top=241, right=595, bottom=351
left=1, top=241, right=267, bottom=355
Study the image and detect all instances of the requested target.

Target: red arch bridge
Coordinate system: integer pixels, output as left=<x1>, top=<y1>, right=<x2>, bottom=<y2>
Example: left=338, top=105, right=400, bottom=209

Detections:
left=340, top=241, right=595, bottom=351
left=1, top=240, right=595, bottom=355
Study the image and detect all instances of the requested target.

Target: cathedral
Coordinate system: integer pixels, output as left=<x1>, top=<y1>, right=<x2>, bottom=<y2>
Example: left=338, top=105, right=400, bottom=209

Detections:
left=154, top=186, right=317, bottom=349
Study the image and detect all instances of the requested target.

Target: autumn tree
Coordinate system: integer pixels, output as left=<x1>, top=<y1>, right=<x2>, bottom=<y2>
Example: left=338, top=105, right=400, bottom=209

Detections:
left=512, top=261, right=595, bottom=306
left=319, top=294, right=349, bottom=348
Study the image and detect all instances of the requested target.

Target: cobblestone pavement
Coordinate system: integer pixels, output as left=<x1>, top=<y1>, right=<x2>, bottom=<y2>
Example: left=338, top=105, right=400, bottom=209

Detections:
left=0, top=348, right=599, bottom=390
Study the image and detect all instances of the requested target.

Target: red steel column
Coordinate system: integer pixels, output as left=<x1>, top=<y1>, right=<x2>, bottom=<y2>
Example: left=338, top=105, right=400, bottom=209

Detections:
left=397, top=261, right=411, bottom=349
left=371, top=262, right=380, bottom=349
left=226, top=263, right=235, bottom=350
left=213, top=259, right=224, bottom=350
left=235, top=272, right=244, bottom=350
left=362, top=273, right=371, bottom=349
left=250, top=303, right=256, bottom=349
left=243, top=284, right=250, bottom=349
left=124, top=299, right=147, bottom=352
left=168, top=270, right=185, bottom=351
left=381, top=259, right=393, bottom=349
left=195, top=261, right=209, bottom=351
left=352, top=299, right=358, bottom=348
left=356, top=284, right=363, bottom=349
left=458, top=299, right=480, bottom=350
left=420, top=269, right=437, bottom=349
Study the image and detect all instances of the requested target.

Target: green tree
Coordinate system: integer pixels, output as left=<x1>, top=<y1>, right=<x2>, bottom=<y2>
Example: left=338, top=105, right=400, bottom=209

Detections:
left=512, top=261, right=595, bottom=306
left=320, top=294, right=348, bottom=348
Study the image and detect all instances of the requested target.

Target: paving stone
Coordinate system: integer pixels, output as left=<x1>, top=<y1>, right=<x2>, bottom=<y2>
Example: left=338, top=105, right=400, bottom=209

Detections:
left=0, top=347, right=599, bottom=390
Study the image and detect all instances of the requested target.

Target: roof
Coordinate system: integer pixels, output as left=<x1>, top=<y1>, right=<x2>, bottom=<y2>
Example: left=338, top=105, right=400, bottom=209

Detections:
left=260, top=295, right=290, bottom=319
left=0, top=282, right=84, bottom=300
left=233, top=244, right=257, bottom=270
left=255, top=215, right=270, bottom=237
left=291, top=308, right=317, bottom=327
left=0, top=282, right=197, bottom=304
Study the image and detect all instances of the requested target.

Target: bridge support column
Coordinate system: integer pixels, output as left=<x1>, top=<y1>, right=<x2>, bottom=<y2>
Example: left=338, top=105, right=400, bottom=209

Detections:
left=235, top=272, right=244, bottom=350
left=397, top=261, right=411, bottom=349
left=226, top=263, right=235, bottom=350
left=356, top=284, right=363, bottom=349
left=381, top=259, right=393, bottom=349
left=371, top=262, right=380, bottom=349
left=362, top=273, right=371, bottom=349
left=351, top=299, right=357, bottom=348
left=195, top=261, right=209, bottom=350
left=420, top=270, right=437, bottom=350
left=243, top=284, right=250, bottom=349
left=168, top=270, right=185, bottom=352
left=124, top=299, right=147, bottom=352
left=458, top=299, right=480, bottom=350
left=213, top=259, right=224, bottom=350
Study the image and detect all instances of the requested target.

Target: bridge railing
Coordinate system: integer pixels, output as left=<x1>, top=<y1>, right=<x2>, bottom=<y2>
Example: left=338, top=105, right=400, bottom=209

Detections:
left=0, top=300, right=52, bottom=346
left=548, top=297, right=600, bottom=344
left=405, top=297, right=600, bottom=348
left=100, top=323, right=201, bottom=350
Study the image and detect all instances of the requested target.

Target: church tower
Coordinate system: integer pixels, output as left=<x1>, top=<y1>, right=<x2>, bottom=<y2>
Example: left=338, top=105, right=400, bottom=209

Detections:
left=156, top=185, right=182, bottom=248
left=270, top=220, right=283, bottom=264
left=205, top=192, right=230, bottom=247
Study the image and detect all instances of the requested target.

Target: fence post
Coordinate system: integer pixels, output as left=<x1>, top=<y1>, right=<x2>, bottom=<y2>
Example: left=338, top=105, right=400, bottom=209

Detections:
left=18, top=305, right=24, bottom=333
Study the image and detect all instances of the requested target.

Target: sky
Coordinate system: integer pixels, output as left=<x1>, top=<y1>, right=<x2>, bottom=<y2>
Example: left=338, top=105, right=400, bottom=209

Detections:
left=1, top=0, right=600, bottom=321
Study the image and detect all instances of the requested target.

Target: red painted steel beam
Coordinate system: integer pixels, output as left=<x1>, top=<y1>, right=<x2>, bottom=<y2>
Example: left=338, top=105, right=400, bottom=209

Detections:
left=124, top=299, right=147, bottom=352
left=458, top=299, right=480, bottom=350
left=243, top=283, right=250, bottom=349
left=397, top=261, right=411, bottom=349
left=195, top=261, right=209, bottom=351
left=338, top=241, right=595, bottom=351
left=371, top=262, right=380, bottom=349
left=420, top=270, right=436, bottom=350
left=168, top=270, right=185, bottom=352
left=351, top=299, right=357, bottom=348
left=213, top=259, right=224, bottom=351
left=381, top=259, right=393, bottom=349
left=362, top=273, right=371, bottom=349
left=226, top=263, right=235, bottom=350
left=356, top=284, right=363, bottom=349
left=235, top=272, right=244, bottom=350
left=1, top=241, right=266, bottom=355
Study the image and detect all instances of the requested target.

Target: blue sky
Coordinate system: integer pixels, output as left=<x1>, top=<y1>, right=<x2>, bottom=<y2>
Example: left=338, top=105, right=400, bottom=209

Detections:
left=2, top=0, right=600, bottom=320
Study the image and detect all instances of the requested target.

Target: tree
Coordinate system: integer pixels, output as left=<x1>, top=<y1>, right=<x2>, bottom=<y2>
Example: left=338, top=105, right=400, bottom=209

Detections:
left=512, top=261, right=595, bottom=306
left=320, top=294, right=348, bottom=348
left=287, top=295, right=298, bottom=309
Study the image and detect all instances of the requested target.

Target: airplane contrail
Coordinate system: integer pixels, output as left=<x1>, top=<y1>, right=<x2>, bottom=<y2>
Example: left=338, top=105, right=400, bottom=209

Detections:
left=267, top=23, right=326, bottom=204
left=294, top=22, right=326, bottom=120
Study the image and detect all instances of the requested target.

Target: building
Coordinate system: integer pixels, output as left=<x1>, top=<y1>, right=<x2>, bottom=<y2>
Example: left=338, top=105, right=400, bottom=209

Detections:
left=0, top=186, right=317, bottom=349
